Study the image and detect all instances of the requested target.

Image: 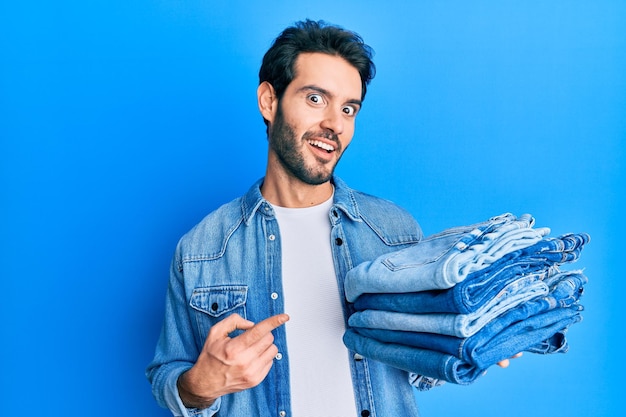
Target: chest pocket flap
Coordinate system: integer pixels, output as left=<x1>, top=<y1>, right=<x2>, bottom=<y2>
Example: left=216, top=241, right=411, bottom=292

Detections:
left=190, top=285, right=248, bottom=318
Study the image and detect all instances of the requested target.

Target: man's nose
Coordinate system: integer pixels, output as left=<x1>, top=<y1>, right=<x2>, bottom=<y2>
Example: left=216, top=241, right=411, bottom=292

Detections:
left=320, top=107, right=344, bottom=135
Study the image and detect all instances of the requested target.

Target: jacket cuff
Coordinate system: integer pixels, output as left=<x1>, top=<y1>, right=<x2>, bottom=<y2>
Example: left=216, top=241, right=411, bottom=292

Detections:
left=164, top=369, right=222, bottom=416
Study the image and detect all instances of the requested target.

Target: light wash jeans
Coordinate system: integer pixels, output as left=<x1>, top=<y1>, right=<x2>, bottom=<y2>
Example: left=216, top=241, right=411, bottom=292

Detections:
left=351, top=232, right=589, bottom=314
left=349, top=278, right=549, bottom=337
left=345, top=213, right=549, bottom=302
left=349, top=270, right=586, bottom=373
left=349, top=233, right=589, bottom=337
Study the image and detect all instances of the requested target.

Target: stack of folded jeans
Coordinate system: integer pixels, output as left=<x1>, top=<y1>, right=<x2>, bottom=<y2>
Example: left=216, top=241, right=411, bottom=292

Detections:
left=343, top=213, right=590, bottom=385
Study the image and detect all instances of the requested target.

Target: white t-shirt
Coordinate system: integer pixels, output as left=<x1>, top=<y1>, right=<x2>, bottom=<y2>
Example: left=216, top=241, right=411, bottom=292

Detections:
left=273, top=196, right=357, bottom=417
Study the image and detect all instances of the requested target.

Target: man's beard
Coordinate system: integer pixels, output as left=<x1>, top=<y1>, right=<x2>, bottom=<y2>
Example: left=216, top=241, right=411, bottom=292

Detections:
left=268, top=105, right=344, bottom=185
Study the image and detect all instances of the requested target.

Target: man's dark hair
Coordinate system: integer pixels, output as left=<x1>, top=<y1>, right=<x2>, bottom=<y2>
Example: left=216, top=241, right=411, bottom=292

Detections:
left=259, top=19, right=376, bottom=102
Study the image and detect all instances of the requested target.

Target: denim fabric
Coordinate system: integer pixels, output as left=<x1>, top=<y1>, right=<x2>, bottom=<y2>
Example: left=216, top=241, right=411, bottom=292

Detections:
left=465, top=304, right=582, bottom=368
left=353, top=260, right=553, bottom=315
left=344, top=213, right=549, bottom=302
left=460, top=270, right=587, bottom=368
left=344, top=306, right=581, bottom=384
left=349, top=279, right=548, bottom=337
left=343, top=329, right=487, bottom=385
left=351, top=270, right=587, bottom=370
left=146, top=177, right=425, bottom=417
left=351, top=232, right=589, bottom=313
left=543, top=269, right=587, bottom=307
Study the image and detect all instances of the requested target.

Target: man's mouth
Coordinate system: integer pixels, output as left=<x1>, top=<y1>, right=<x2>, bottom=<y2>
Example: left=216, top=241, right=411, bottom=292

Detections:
left=307, top=139, right=335, bottom=153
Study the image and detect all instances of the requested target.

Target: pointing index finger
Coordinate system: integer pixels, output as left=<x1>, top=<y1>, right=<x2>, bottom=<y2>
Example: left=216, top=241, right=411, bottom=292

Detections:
left=241, top=313, right=289, bottom=344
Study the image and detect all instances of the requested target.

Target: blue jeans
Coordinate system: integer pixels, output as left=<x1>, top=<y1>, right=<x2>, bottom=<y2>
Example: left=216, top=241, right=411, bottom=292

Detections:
left=349, top=231, right=589, bottom=338
left=349, top=279, right=549, bottom=337
left=344, top=213, right=550, bottom=302
left=350, top=232, right=589, bottom=311
left=343, top=328, right=486, bottom=385
left=344, top=306, right=581, bottom=384
left=349, top=270, right=587, bottom=373
left=353, top=261, right=552, bottom=315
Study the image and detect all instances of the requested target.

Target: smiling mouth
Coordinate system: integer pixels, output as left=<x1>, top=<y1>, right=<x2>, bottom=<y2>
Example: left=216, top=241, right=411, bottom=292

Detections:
left=307, top=139, right=335, bottom=153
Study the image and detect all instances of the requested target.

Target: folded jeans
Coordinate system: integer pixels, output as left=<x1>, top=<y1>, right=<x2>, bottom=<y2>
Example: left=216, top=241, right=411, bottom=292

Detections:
left=349, top=279, right=549, bottom=337
left=344, top=306, right=581, bottom=384
left=344, top=213, right=546, bottom=302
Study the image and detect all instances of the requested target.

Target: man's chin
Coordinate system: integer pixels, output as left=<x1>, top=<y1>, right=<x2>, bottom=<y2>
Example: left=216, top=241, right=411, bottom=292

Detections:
left=300, top=176, right=332, bottom=186
left=298, top=170, right=334, bottom=186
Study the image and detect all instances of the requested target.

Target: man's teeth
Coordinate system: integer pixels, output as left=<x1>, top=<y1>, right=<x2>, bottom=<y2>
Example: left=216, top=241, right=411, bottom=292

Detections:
left=308, top=139, right=335, bottom=153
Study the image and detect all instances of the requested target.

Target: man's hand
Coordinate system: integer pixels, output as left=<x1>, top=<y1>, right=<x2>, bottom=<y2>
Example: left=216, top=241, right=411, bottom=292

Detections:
left=177, top=313, right=290, bottom=409
left=496, top=352, right=523, bottom=368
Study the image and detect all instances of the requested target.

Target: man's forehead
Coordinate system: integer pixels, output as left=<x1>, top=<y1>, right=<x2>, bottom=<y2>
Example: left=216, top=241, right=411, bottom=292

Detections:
left=291, top=52, right=362, bottom=99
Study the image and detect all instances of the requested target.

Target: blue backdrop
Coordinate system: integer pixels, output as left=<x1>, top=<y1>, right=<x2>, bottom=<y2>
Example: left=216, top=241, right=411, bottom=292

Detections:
left=1, top=1, right=624, bottom=416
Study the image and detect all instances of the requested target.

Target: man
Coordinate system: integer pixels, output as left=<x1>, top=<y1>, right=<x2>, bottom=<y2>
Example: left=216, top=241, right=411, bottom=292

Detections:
left=146, top=19, right=513, bottom=417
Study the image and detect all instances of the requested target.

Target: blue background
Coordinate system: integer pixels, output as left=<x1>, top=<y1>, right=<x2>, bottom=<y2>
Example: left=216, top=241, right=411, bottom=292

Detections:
left=1, top=1, right=624, bottom=416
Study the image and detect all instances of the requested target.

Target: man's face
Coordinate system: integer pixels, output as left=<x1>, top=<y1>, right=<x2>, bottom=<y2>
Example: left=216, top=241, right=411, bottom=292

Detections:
left=267, top=53, right=363, bottom=185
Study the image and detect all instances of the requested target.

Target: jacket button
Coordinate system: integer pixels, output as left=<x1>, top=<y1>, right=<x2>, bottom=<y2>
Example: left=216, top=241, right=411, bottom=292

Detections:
left=335, top=237, right=343, bottom=246
left=361, top=410, right=370, bottom=417
left=211, top=302, right=218, bottom=311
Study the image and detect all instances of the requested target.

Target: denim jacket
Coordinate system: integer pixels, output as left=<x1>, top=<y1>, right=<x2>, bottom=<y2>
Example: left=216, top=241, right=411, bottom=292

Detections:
left=146, top=176, right=423, bottom=417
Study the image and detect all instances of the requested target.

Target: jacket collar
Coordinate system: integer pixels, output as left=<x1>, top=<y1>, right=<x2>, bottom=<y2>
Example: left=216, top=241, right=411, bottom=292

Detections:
left=240, top=176, right=361, bottom=225
left=330, top=176, right=362, bottom=222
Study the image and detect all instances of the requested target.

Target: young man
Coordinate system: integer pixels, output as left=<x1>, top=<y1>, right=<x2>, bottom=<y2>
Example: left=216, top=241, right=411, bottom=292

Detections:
left=147, top=19, right=429, bottom=416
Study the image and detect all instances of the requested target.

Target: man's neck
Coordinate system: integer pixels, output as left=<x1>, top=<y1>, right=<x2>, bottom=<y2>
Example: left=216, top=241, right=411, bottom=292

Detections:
left=261, top=172, right=334, bottom=208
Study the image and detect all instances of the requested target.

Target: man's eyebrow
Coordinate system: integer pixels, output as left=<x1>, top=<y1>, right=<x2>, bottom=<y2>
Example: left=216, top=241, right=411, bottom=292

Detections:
left=298, top=84, right=362, bottom=107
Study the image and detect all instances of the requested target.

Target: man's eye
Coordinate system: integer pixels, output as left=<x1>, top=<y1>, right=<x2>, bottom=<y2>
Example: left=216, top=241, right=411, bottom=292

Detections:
left=342, top=106, right=357, bottom=116
left=308, top=94, right=323, bottom=104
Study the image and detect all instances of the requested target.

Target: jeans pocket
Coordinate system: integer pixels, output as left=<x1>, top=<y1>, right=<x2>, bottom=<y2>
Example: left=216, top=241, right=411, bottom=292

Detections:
left=381, top=233, right=466, bottom=270
left=190, top=285, right=248, bottom=337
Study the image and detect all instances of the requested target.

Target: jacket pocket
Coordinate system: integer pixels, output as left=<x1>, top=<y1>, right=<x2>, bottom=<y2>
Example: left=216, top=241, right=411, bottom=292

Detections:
left=189, top=285, right=248, bottom=338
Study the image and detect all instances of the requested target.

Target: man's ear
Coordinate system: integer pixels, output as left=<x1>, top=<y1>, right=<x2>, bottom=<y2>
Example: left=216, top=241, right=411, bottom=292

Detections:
left=257, top=81, right=278, bottom=124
